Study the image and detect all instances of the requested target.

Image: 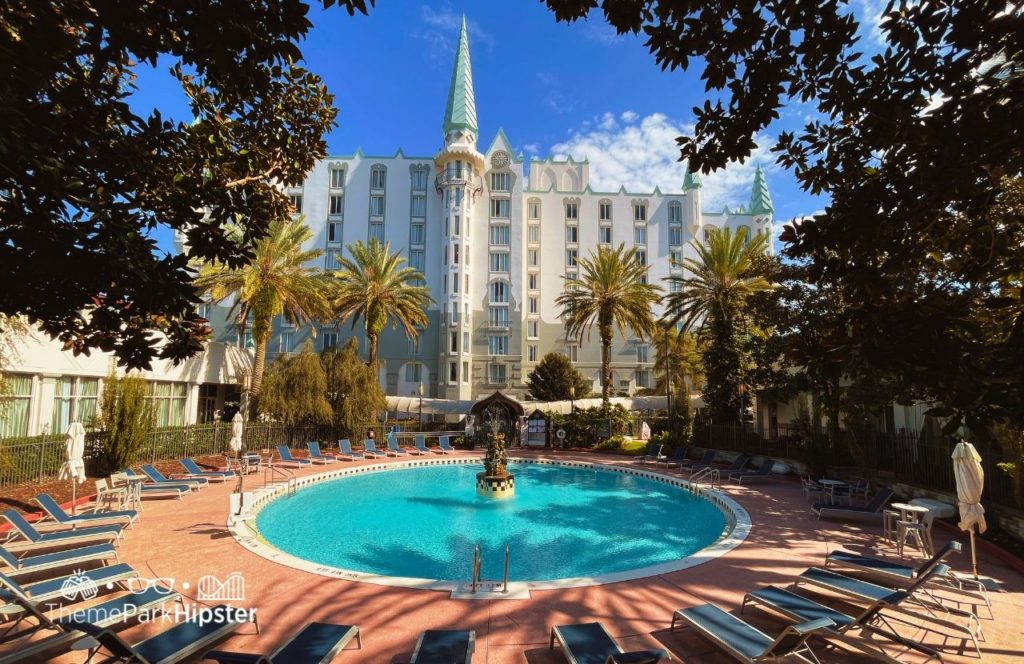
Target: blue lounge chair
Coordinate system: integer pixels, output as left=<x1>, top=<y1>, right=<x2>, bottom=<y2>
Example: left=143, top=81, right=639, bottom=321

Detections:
left=0, top=541, right=117, bottom=579
left=64, top=603, right=250, bottom=664
left=34, top=493, right=138, bottom=529
left=412, top=434, right=430, bottom=455
left=410, top=629, right=474, bottom=664
left=1, top=509, right=122, bottom=547
left=362, top=439, right=385, bottom=458
left=655, top=446, right=689, bottom=467
left=812, top=488, right=894, bottom=520
left=180, top=458, right=236, bottom=482
left=633, top=443, right=665, bottom=465
left=826, top=540, right=961, bottom=584
left=203, top=622, right=361, bottom=663
left=728, top=458, right=776, bottom=484
left=436, top=436, right=455, bottom=454
left=121, top=469, right=192, bottom=498
left=679, top=449, right=716, bottom=473
left=386, top=433, right=408, bottom=456
left=276, top=445, right=312, bottom=467
left=0, top=563, right=137, bottom=607
left=306, top=441, right=338, bottom=464
left=139, top=465, right=208, bottom=489
left=671, top=603, right=833, bottom=663
left=337, top=439, right=363, bottom=460
left=550, top=622, right=668, bottom=664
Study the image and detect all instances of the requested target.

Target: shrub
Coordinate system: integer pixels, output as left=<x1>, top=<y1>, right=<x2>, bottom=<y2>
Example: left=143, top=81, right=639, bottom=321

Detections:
left=595, top=435, right=627, bottom=450
left=259, top=341, right=333, bottom=425
left=95, top=372, right=154, bottom=473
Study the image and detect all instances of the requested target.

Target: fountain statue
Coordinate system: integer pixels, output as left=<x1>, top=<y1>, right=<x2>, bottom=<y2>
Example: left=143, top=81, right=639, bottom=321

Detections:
left=476, top=413, right=515, bottom=499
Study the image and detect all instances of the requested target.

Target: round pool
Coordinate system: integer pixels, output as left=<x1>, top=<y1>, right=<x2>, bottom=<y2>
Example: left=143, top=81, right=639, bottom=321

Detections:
left=250, top=460, right=743, bottom=588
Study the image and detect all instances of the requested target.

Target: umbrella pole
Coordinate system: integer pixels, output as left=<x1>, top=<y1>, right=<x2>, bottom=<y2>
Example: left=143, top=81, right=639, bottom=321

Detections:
left=71, top=481, right=76, bottom=516
left=970, top=525, right=979, bottom=579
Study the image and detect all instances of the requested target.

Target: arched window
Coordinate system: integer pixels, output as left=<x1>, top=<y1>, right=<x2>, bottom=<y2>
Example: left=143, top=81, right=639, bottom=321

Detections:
left=668, top=201, right=682, bottom=223
left=370, top=164, right=387, bottom=189
left=489, top=280, right=510, bottom=304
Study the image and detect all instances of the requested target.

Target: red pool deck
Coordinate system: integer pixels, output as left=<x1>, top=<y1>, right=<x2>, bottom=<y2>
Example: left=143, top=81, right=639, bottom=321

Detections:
left=9, top=451, right=1024, bottom=663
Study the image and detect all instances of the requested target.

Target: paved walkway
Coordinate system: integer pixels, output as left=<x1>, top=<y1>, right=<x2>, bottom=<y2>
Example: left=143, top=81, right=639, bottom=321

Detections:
left=8, top=450, right=1024, bottom=662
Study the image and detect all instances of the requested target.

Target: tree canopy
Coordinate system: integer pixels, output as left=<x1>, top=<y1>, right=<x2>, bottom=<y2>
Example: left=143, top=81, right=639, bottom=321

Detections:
left=259, top=341, right=333, bottom=425
left=0, top=0, right=373, bottom=369
left=322, top=338, right=386, bottom=437
left=525, top=352, right=592, bottom=402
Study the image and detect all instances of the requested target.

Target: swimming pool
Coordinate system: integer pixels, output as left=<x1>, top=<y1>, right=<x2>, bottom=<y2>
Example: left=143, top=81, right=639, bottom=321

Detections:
left=245, top=459, right=747, bottom=589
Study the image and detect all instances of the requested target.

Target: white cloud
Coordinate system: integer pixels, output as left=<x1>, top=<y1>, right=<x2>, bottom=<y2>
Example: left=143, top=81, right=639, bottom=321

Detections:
left=536, top=72, right=576, bottom=114
left=772, top=210, right=823, bottom=249
left=521, top=143, right=540, bottom=155
left=580, top=20, right=626, bottom=46
left=549, top=112, right=778, bottom=211
left=851, top=0, right=888, bottom=47
left=413, top=5, right=496, bottom=65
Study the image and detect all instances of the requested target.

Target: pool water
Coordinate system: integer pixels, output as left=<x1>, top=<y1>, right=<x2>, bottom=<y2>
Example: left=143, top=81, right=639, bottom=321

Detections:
left=255, top=462, right=726, bottom=583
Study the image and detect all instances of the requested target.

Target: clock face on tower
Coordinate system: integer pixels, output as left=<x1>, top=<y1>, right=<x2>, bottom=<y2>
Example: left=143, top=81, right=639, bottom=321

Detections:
left=491, top=150, right=510, bottom=169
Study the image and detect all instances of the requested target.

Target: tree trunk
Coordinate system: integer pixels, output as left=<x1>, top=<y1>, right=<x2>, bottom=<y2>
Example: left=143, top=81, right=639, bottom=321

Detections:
left=249, top=336, right=268, bottom=419
left=367, top=332, right=378, bottom=367
left=600, top=325, right=612, bottom=405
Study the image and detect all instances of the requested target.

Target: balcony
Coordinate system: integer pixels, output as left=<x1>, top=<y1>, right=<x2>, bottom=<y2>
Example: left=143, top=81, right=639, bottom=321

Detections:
left=434, top=171, right=482, bottom=194
left=488, top=319, right=510, bottom=331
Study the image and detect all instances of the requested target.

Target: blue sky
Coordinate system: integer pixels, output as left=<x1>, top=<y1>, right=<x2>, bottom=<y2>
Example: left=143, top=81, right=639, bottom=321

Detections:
left=132, top=1, right=884, bottom=253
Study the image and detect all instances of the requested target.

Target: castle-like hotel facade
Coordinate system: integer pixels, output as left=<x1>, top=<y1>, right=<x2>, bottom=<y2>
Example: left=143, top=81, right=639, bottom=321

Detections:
left=202, top=18, right=775, bottom=403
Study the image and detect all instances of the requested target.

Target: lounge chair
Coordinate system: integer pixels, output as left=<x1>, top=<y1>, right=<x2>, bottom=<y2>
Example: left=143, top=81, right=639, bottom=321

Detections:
left=826, top=540, right=961, bottom=584
left=141, top=464, right=209, bottom=489
left=436, top=436, right=455, bottom=454
left=680, top=449, right=716, bottom=473
left=34, top=493, right=138, bottom=529
left=655, top=446, right=689, bottom=468
left=633, top=443, right=665, bottom=465
left=550, top=622, right=668, bottom=664
left=306, top=442, right=339, bottom=464
left=0, top=563, right=137, bottom=608
left=410, top=629, right=475, bottom=664
left=1, top=509, right=123, bottom=548
left=671, top=603, right=833, bottom=663
left=0, top=541, right=117, bottom=579
left=64, top=603, right=251, bottom=664
left=121, top=469, right=191, bottom=499
left=337, top=439, right=364, bottom=460
left=812, top=488, right=894, bottom=521
left=180, top=458, right=236, bottom=482
left=362, top=439, right=385, bottom=459
left=728, top=458, right=776, bottom=484
left=742, top=586, right=934, bottom=662
left=412, top=434, right=430, bottom=455
left=203, top=622, right=360, bottom=663
left=275, top=445, right=312, bottom=467
left=386, top=433, right=409, bottom=456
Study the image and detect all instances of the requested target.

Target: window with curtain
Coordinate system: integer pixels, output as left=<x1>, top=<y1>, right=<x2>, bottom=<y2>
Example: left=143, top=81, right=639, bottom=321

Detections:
left=150, top=382, right=188, bottom=428
left=53, top=377, right=101, bottom=432
left=0, top=374, right=32, bottom=438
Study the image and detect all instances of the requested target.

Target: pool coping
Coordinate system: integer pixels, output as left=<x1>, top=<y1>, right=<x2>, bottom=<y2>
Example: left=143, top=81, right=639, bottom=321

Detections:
left=227, top=456, right=751, bottom=595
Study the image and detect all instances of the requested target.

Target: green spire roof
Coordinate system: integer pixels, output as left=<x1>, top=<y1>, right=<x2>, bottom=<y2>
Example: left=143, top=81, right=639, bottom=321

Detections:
left=683, top=168, right=702, bottom=190
left=748, top=164, right=773, bottom=216
left=442, top=16, right=478, bottom=136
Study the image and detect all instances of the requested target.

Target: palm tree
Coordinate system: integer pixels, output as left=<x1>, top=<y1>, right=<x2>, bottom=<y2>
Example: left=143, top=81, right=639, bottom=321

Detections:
left=664, top=226, right=772, bottom=421
left=332, top=238, right=432, bottom=366
left=194, top=217, right=333, bottom=416
left=556, top=244, right=662, bottom=405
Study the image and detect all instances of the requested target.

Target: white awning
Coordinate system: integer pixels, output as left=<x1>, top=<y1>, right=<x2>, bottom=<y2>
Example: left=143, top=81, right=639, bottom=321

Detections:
left=384, top=393, right=704, bottom=417
left=385, top=396, right=477, bottom=416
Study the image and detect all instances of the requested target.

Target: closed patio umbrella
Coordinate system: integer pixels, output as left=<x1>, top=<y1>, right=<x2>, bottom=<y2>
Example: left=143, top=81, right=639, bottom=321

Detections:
left=952, top=440, right=986, bottom=579
left=58, top=422, right=87, bottom=515
left=228, top=412, right=244, bottom=454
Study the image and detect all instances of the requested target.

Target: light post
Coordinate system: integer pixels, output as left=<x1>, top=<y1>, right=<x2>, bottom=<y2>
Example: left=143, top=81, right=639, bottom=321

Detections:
left=418, top=381, right=424, bottom=430
left=663, top=327, right=672, bottom=437
left=569, top=384, right=575, bottom=415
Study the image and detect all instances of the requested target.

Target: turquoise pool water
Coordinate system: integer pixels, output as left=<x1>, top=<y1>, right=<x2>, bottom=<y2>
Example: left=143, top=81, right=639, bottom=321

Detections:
left=255, top=462, right=726, bottom=582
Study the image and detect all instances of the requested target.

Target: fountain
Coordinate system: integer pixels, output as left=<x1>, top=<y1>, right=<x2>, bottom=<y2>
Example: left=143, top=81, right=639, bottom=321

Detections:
left=476, top=417, right=515, bottom=499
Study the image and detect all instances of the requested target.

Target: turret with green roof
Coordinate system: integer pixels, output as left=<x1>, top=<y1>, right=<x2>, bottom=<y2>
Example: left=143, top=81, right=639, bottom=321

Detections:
left=442, top=16, right=478, bottom=138
left=683, top=169, right=702, bottom=190
left=747, top=164, right=773, bottom=216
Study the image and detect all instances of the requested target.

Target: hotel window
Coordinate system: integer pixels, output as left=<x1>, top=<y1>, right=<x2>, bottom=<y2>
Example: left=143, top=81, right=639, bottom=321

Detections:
left=449, top=361, right=458, bottom=383
left=636, top=344, right=649, bottom=363
left=409, top=335, right=421, bottom=355
left=488, top=335, right=509, bottom=355
left=635, top=249, right=647, bottom=265
left=288, top=193, right=303, bottom=213
left=411, top=168, right=428, bottom=190
left=465, top=274, right=470, bottom=292
left=370, top=165, right=387, bottom=189
left=51, top=377, right=99, bottom=434
left=633, top=203, right=647, bottom=222
left=490, top=198, right=510, bottom=218
left=450, top=331, right=458, bottom=353
left=527, top=225, right=539, bottom=243
left=150, top=382, right=188, bottom=428
left=668, top=201, right=682, bottom=222
left=0, top=375, right=31, bottom=438
left=490, top=281, right=510, bottom=303
left=528, top=200, right=541, bottom=219
left=528, top=345, right=538, bottom=362
left=669, top=226, right=682, bottom=246
left=490, top=172, right=511, bottom=191
left=489, top=306, right=509, bottom=327
left=670, top=280, right=682, bottom=293
left=489, top=224, right=510, bottom=245
left=454, top=188, right=464, bottom=208
left=463, top=331, right=470, bottom=354
left=450, top=303, right=459, bottom=324
left=405, top=363, right=422, bottom=383
left=369, top=195, right=385, bottom=216
left=527, top=320, right=539, bottom=339
left=703, top=227, right=714, bottom=242
left=565, top=202, right=578, bottom=220
left=528, top=273, right=538, bottom=290
left=369, top=222, right=384, bottom=243
left=566, top=249, right=578, bottom=267
left=489, top=363, right=507, bottom=384
left=528, top=249, right=539, bottom=267
left=409, top=249, right=424, bottom=272
left=599, top=201, right=612, bottom=221
left=410, top=222, right=425, bottom=245
left=326, top=248, right=341, bottom=269
left=599, top=227, right=612, bottom=245
left=411, top=195, right=426, bottom=218
left=321, top=331, right=338, bottom=350
left=330, top=167, right=346, bottom=189
left=326, top=222, right=344, bottom=245
left=197, top=301, right=212, bottom=320
left=278, top=330, right=293, bottom=353
left=670, top=250, right=682, bottom=264
left=453, top=215, right=461, bottom=236
left=463, top=361, right=469, bottom=383
left=329, top=194, right=344, bottom=216
left=529, top=297, right=538, bottom=314
left=489, top=252, right=509, bottom=273
left=565, top=345, right=579, bottom=362
left=636, top=370, right=651, bottom=389
left=739, top=225, right=752, bottom=245
left=442, top=275, right=447, bottom=294
left=634, top=226, right=647, bottom=245
left=452, top=273, right=458, bottom=293
left=566, top=225, right=578, bottom=244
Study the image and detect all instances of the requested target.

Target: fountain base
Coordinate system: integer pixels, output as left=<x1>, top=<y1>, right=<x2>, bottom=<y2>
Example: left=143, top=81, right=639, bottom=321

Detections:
left=476, top=472, right=515, bottom=499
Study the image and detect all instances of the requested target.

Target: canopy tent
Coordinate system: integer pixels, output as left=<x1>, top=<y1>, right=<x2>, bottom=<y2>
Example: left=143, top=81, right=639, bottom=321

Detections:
left=385, top=396, right=478, bottom=417
left=384, top=393, right=703, bottom=418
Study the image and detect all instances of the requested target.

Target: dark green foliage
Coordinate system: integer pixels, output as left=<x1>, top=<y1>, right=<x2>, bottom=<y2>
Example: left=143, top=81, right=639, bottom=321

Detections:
left=525, top=353, right=591, bottom=402
left=0, top=1, right=373, bottom=369
left=701, top=314, right=744, bottom=423
left=258, top=342, right=333, bottom=425
left=551, top=403, right=635, bottom=447
left=96, top=373, right=154, bottom=473
left=321, top=338, right=386, bottom=437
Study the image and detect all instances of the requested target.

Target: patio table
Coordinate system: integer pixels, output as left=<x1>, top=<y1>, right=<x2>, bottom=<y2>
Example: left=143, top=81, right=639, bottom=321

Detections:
left=817, top=479, right=846, bottom=504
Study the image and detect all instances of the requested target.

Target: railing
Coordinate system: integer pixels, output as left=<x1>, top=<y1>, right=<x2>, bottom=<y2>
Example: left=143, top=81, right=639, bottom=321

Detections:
left=690, top=466, right=720, bottom=489
left=469, top=542, right=510, bottom=594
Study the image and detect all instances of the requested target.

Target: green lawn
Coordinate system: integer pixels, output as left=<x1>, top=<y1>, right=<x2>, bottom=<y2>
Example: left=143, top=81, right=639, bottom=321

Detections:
left=620, top=439, right=647, bottom=454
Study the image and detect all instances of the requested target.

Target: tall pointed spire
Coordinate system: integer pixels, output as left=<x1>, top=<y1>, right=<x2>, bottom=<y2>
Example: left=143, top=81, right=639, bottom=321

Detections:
left=683, top=168, right=702, bottom=190
left=747, top=164, right=773, bottom=216
left=442, top=16, right=478, bottom=138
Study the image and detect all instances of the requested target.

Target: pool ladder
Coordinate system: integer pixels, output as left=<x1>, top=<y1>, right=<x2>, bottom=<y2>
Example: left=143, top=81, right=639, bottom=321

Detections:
left=690, top=466, right=720, bottom=489
left=470, top=543, right=510, bottom=594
